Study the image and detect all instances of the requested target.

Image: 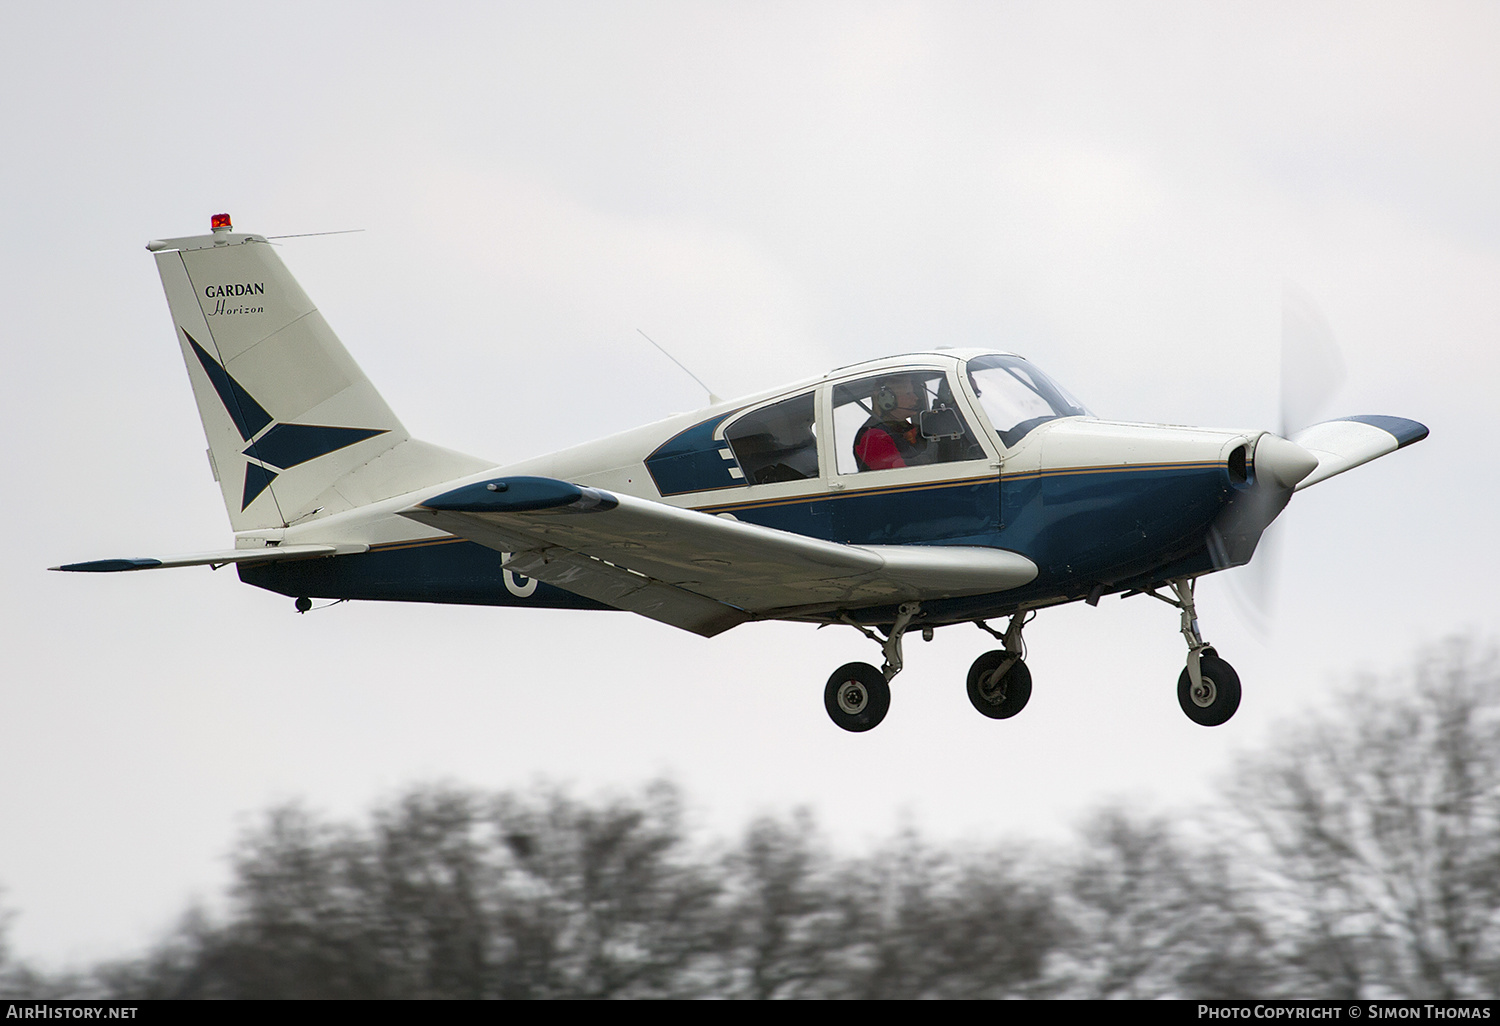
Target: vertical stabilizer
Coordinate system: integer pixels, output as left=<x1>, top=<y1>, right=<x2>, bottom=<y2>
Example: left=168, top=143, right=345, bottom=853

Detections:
left=148, top=218, right=488, bottom=531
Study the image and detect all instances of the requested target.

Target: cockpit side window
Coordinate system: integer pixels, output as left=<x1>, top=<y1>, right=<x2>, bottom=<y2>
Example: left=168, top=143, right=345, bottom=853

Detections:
left=830, top=370, right=984, bottom=475
left=965, top=355, right=1090, bottom=448
left=724, top=392, right=820, bottom=485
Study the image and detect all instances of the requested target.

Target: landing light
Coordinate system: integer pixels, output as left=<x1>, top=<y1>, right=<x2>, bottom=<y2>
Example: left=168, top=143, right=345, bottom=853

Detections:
left=210, top=213, right=232, bottom=231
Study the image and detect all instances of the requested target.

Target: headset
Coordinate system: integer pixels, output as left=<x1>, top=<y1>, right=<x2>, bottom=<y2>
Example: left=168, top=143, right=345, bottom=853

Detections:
left=874, top=377, right=924, bottom=415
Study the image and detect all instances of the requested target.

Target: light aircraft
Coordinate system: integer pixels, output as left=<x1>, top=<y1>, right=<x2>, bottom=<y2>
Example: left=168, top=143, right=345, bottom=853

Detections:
left=56, top=215, right=1428, bottom=732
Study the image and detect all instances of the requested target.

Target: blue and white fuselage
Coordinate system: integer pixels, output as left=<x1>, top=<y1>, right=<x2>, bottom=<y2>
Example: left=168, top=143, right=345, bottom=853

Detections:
left=238, top=355, right=1275, bottom=626
left=57, top=219, right=1428, bottom=731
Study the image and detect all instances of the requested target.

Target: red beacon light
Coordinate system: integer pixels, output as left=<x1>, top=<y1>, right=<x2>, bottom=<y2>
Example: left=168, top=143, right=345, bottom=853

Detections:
left=210, top=213, right=233, bottom=231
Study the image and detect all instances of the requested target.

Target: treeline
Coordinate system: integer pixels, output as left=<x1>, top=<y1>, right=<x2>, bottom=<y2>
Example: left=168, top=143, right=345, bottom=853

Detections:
left=3, top=639, right=1497, bottom=999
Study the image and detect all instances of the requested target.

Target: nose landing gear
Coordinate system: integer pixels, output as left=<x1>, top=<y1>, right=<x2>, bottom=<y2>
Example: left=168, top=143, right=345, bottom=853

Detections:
left=1177, top=651, right=1241, bottom=726
left=1150, top=578, right=1241, bottom=726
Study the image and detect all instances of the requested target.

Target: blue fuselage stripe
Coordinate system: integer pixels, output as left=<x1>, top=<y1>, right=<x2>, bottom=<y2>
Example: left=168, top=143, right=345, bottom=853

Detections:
left=238, top=539, right=612, bottom=610
left=240, top=462, right=1231, bottom=621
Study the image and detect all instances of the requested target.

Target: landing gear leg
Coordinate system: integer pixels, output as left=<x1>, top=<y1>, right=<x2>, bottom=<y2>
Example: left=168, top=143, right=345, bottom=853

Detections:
left=878, top=602, right=920, bottom=682
left=1151, top=578, right=1241, bottom=726
left=967, top=612, right=1032, bottom=719
left=825, top=603, right=921, bottom=732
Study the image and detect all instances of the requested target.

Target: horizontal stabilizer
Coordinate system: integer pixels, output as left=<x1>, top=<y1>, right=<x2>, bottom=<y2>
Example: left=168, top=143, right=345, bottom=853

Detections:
left=51, top=543, right=363, bottom=573
left=1291, top=416, right=1428, bottom=490
left=401, top=475, right=1037, bottom=635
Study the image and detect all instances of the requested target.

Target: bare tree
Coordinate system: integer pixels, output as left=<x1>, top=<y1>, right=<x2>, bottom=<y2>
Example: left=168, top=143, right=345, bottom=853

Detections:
left=832, top=830, right=1060, bottom=999
left=1052, top=809, right=1275, bottom=998
left=0, top=900, right=80, bottom=1002
left=1230, top=638, right=1500, bottom=998
left=182, top=804, right=391, bottom=998
left=96, top=783, right=723, bottom=999
left=714, top=810, right=851, bottom=998
left=484, top=782, right=722, bottom=998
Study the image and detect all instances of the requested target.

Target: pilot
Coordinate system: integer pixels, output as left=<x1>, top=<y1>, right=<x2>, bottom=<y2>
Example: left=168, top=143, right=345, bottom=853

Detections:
left=853, top=375, right=931, bottom=471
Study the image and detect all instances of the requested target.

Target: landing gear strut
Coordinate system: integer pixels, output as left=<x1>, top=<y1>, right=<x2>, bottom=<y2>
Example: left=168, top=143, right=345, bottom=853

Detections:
left=1150, top=578, right=1241, bottom=726
left=824, top=603, right=921, bottom=732
left=966, top=612, right=1032, bottom=719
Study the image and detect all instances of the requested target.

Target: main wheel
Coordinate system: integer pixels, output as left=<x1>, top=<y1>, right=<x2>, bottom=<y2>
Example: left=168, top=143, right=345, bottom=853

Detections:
left=1177, top=651, right=1241, bottom=726
left=824, top=662, right=891, bottom=732
left=966, top=650, right=1032, bottom=719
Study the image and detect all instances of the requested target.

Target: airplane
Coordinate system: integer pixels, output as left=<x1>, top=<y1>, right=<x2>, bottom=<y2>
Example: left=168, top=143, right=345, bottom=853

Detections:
left=54, top=215, right=1429, bottom=732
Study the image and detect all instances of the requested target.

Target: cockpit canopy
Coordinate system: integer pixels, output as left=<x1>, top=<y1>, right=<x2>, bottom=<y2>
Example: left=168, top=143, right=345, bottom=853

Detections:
left=651, top=351, right=1091, bottom=498
left=963, top=354, right=1091, bottom=448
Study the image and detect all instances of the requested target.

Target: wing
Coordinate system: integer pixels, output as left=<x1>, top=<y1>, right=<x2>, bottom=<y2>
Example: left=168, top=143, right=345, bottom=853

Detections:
left=50, top=543, right=365, bottom=572
left=399, top=476, right=1036, bottom=637
left=1290, top=416, right=1428, bottom=491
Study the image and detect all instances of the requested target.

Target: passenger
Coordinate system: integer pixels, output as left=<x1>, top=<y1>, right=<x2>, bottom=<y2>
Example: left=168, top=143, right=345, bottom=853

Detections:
left=853, top=375, right=930, bottom=471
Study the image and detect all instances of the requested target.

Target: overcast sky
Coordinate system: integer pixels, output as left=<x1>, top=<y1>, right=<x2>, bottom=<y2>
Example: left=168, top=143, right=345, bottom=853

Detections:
left=2, top=1, right=1496, bottom=967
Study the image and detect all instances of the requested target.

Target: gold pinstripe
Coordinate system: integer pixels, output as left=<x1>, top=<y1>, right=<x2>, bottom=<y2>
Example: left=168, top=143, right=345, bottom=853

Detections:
left=374, top=459, right=1223, bottom=547
left=692, top=461, right=1222, bottom=514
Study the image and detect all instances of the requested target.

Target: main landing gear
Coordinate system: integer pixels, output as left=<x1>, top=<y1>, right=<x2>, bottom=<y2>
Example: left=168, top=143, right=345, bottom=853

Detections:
left=966, top=613, right=1032, bottom=719
left=823, top=605, right=1037, bottom=732
left=824, top=602, right=920, bottom=732
left=1147, top=577, right=1241, bottom=726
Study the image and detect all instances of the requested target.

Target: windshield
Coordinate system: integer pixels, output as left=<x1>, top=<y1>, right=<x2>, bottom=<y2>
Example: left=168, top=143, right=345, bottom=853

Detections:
left=964, top=355, right=1091, bottom=447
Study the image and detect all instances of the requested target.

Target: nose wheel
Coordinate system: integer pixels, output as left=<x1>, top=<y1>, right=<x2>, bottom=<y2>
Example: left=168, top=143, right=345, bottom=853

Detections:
left=1177, top=649, right=1241, bottom=726
left=1149, top=578, right=1243, bottom=726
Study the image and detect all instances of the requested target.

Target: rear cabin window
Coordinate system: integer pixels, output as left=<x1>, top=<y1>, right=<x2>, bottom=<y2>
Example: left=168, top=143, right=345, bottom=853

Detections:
left=724, top=392, right=819, bottom=485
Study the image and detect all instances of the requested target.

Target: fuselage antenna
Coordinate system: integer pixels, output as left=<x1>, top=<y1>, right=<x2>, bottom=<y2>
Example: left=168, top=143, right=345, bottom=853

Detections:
left=637, top=329, right=722, bottom=405
left=264, top=229, right=367, bottom=240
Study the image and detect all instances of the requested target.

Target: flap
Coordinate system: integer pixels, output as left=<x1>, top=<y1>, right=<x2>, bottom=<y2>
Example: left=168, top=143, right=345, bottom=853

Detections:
left=399, top=476, right=1036, bottom=635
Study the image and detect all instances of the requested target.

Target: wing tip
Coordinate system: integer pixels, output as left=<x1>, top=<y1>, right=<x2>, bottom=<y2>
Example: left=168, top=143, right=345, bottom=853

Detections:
left=1345, top=415, right=1429, bottom=449
left=51, top=558, right=164, bottom=573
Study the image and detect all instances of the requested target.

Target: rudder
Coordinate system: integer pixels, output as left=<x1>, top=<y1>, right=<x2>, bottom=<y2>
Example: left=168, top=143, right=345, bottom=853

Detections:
left=149, top=217, right=487, bottom=531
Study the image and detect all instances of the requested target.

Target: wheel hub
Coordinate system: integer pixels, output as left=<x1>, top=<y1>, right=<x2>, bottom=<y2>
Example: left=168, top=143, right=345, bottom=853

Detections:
left=1191, top=676, right=1218, bottom=708
left=837, top=681, right=869, bottom=715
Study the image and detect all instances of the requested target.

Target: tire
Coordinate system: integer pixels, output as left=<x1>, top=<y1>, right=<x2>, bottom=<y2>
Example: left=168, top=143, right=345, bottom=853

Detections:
left=824, top=662, right=891, bottom=732
left=1177, top=651, right=1241, bottom=726
left=966, top=650, right=1032, bottom=719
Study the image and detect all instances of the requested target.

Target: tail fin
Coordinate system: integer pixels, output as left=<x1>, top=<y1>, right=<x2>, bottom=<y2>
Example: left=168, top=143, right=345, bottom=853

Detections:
left=149, top=218, right=490, bottom=531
